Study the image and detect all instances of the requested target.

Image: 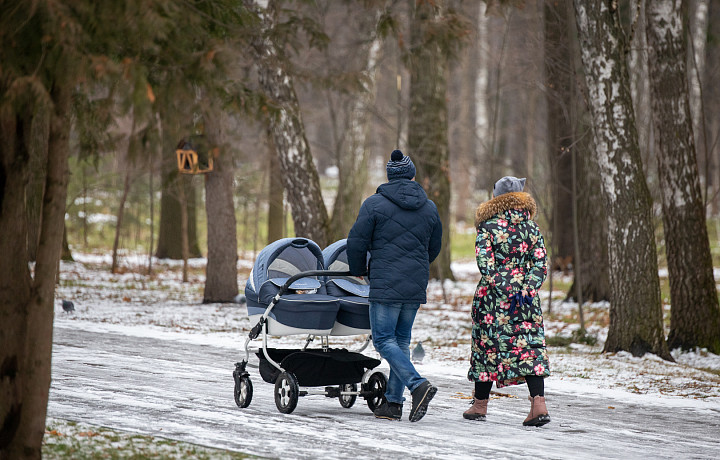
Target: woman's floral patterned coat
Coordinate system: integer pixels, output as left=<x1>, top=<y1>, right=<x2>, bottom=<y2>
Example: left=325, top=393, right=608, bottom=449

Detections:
left=468, top=192, right=550, bottom=387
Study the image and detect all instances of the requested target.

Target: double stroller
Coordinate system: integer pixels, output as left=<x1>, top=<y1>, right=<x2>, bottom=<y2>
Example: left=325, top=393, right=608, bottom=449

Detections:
left=233, top=237, right=387, bottom=414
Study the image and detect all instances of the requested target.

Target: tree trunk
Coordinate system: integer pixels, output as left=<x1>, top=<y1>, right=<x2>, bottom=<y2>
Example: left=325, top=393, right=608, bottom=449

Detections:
left=646, top=0, right=720, bottom=353
left=251, top=0, right=329, bottom=247
left=567, top=131, right=611, bottom=303
left=449, top=0, right=480, bottom=225
left=111, top=170, right=131, bottom=273
left=329, top=33, right=381, bottom=243
left=564, top=0, right=611, bottom=303
left=687, top=0, right=709, bottom=181
left=407, top=0, right=454, bottom=281
left=0, top=112, right=34, bottom=458
left=177, top=178, right=190, bottom=283
left=628, top=1, right=654, bottom=175
left=61, top=224, right=73, bottom=262
left=155, top=143, right=202, bottom=259
left=545, top=0, right=576, bottom=270
left=572, top=0, right=671, bottom=359
left=267, top=136, right=284, bottom=244
left=703, top=0, right=720, bottom=214
left=203, top=115, right=238, bottom=303
left=0, top=83, right=72, bottom=458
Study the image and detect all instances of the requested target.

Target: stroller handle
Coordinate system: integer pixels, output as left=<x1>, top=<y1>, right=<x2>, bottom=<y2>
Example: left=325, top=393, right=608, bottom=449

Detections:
left=279, top=270, right=354, bottom=292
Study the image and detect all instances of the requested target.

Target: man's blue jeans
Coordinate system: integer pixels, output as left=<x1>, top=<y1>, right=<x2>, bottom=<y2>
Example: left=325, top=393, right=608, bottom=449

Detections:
left=369, top=302, right=426, bottom=404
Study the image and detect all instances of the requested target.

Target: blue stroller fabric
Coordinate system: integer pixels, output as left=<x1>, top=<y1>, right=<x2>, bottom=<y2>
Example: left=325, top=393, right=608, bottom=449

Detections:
left=245, top=238, right=339, bottom=332
left=323, top=239, right=371, bottom=332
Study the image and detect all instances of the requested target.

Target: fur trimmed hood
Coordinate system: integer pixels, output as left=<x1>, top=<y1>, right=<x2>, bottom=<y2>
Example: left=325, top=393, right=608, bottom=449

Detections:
left=474, top=192, right=537, bottom=227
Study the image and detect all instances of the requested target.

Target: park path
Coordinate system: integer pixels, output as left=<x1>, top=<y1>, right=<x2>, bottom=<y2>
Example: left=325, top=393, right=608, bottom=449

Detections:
left=48, top=326, right=720, bottom=459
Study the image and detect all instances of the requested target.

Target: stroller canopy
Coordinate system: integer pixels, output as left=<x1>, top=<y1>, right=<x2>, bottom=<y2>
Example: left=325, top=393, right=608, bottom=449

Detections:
left=247, top=238, right=326, bottom=295
left=322, top=239, right=369, bottom=298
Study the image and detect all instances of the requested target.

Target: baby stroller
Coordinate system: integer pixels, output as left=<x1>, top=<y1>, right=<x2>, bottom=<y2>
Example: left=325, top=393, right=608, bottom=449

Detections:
left=234, top=237, right=387, bottom=414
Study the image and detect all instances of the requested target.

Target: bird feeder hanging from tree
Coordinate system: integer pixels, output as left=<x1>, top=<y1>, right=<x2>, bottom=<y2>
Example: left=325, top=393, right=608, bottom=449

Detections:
left=176, top=136, right=213, bottom=174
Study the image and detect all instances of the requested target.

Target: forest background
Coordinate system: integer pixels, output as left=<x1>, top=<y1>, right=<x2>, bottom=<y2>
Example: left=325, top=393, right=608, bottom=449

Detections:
left=2, top=0, right=720, bottom=458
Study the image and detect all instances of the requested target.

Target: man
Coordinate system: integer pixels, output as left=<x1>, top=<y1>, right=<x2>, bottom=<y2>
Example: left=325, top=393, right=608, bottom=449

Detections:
left=347, top=149, right=442, bottom=422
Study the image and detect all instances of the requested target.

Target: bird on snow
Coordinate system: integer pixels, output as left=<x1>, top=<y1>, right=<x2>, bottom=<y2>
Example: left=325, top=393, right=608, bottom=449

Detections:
left=61, top=300, right=75, bottom=314
left=411, top=341, right=425, bottom=364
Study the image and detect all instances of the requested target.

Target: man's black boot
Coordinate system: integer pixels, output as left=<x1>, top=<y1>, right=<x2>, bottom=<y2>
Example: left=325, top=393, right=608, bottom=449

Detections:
left=409, top=380, right=437, bottom=422
left=373, top=401, right=402, bottom=420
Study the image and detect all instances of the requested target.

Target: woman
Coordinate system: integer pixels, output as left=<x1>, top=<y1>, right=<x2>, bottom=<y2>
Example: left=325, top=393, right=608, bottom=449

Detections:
left=464, top=176, right=550, bottom=426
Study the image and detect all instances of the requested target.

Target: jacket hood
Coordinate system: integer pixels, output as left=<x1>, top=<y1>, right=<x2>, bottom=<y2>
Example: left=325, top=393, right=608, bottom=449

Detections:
left=377, top=179, right=428, bottom=210
left=475, top=192, right=537, bottom=227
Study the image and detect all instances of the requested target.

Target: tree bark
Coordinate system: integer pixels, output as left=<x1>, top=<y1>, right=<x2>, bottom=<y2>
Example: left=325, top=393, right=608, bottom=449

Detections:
left=407, top=0, right=454, bottom=281
left=687, top=0, right=709, bottom=177
left=567, top=132, right=611, bottom=303
left=564, top=0, right=611, bottom=303
left=156, top=144, right=202, bottom=259
left=628, top=1, right=654, bottom=174
left=707, top=0, right=720, bottom=214
left=0, top=112, right=34, bottom=458
left=0, top=83, right=71, bottom=458
left=646, top=0, right=720, bottom=353
left=251, top=0, right=329, bottom=247
left=203, top=114, right=239, bottom=303
left=112, top=125, right=135, bottom=274
left=61, top=224, right=73, bottom=262
left=572, top=1, right=671, bottom=359
left=267, top=132, right=284, bottom=244
left=329, top=32, right=381, bottom=243
left=545, top=0, right=576, bottom=269
left=449, top=0, right=481, bottom=225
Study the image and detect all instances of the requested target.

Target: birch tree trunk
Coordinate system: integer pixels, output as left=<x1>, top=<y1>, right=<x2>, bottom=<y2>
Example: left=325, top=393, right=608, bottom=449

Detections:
left=203, top=113, right=239, bottom=303
left=572, top=1, right=671, bottom=359
left=407, top=0, right=454, bottom=280
left=646, top=0, right=720, bottom=354
left=251, top=0, right=329, bottom=247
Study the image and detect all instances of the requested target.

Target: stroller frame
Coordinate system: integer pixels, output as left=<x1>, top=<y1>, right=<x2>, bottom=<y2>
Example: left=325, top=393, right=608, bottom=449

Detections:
left=234, top=269, right=387, bottom=414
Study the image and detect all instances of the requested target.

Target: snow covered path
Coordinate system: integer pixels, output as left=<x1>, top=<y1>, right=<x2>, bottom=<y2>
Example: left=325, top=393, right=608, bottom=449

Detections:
left=49, top=326, right=720, bottom=460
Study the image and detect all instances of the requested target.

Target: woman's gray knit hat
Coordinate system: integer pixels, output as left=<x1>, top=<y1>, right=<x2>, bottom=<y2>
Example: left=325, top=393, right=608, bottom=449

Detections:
left=386, top=149, right=416, bottom=180
left=493, top=176, right=526, bottom=196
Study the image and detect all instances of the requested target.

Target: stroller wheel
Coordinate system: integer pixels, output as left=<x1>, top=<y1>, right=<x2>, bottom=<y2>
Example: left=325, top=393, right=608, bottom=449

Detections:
left=364, top=371, right=387, bottom=412
left=234, top=374, right=253, bottom=408
left=274, top=371, right=299, bottom=414
left=339, top=383, right=358, bottom=409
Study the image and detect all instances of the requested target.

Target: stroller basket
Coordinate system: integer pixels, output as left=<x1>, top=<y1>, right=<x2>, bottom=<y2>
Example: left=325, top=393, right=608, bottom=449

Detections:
left=257, top=348, right=381, bottom=387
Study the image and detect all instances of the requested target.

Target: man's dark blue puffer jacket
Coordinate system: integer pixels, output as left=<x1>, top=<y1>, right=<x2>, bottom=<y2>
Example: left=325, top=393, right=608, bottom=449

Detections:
left=346, top=178, right=442, bottom=304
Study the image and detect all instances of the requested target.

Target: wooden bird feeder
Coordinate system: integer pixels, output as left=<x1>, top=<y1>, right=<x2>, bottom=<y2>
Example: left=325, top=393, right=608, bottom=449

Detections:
left=176, top=137, right=213, bottom=174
